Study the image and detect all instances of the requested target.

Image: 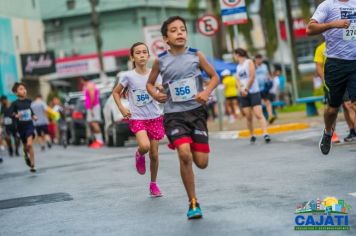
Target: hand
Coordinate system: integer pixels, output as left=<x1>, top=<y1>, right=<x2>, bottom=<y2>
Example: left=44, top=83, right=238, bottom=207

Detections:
left=33, top=115, right=38, bottom=121
left=15, top=113, right=21, bottom=119
left=241, top=90, right=248, bottom=97
left=120, top=108, right=131, bottom=119
left=331, top=19, right=350, bottom=29
left=156, top=85, right=164, bottom=93
left=195, top=90, right=210, bottom=104
left=153, top=92, right=168, bottom=103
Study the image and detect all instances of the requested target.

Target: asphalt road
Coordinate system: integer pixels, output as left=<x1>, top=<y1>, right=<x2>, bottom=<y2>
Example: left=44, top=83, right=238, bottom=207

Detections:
left=0, top=124, right=355, bottom=236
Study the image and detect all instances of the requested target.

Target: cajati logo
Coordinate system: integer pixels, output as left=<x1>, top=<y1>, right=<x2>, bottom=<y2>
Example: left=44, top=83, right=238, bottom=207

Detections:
left=294, top=197, right=351, bottom=231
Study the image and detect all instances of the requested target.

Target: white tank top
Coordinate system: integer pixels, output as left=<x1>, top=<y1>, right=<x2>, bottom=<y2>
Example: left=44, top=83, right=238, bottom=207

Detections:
left=236, top=59, right=260, bottom=94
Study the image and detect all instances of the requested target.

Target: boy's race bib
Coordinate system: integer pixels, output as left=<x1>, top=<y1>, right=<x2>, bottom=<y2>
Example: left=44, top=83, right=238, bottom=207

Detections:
left=19, top=109, right=32, bottom=121
left=132, top=89, right=153, bottom=107
left=169, top=77, right=197, bottom=102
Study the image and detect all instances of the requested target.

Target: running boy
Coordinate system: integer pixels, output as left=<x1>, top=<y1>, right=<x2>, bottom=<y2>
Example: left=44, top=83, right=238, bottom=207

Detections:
left=146, top=16, right=219, bottom=219
left=112, top=42, right=165, bottom=197
left=11, top=82, right=37, bottom=172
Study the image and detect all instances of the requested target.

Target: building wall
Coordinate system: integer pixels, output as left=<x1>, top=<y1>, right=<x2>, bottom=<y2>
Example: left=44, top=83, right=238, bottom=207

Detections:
left=0, top=0, right=47, bottom=99
left=42, top=1, right=213, bottom=59
left=0, top=0, right=41, bottom=20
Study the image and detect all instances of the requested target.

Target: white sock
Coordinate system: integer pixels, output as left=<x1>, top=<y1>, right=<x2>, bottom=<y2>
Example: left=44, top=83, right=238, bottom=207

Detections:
left=95, top=133, right=103, bottom=142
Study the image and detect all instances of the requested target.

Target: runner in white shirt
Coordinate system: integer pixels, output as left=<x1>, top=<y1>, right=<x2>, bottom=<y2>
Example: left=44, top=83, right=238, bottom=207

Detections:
left=307, top=0, right=356, bottom=155
left=234, top=48, right=271, bottom=144
left=112, top=42, right=165, bottom=197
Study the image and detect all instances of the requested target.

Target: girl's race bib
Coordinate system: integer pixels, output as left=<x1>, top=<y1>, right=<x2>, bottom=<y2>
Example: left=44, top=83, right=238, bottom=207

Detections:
left=132, top=89, right=153, bottom=107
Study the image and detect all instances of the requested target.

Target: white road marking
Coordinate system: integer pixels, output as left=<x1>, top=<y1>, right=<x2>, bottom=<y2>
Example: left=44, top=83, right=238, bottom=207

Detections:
left=349, top=192, right=356, bottom=198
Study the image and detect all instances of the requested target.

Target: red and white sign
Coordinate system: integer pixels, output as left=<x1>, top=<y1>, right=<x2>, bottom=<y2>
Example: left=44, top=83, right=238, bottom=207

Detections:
left=54, top=49, right=129, bottom=78
left=279, top=18, right=308, bottom=40
left=220, top=0, right=248, bottom=26
left=222, top=0, right=241, bottom=7
left=197, top=15, right=219, bottom=37
left=143, top=25, right=167, bottom=57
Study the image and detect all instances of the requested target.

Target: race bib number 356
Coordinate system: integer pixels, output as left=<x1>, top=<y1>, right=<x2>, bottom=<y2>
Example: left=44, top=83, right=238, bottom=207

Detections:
left=169, top=77, right=197, bottom=102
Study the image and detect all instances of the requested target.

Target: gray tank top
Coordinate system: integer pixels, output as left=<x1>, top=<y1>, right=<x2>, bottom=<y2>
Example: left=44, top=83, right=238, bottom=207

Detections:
left=158, top=47, right=203, bottom=114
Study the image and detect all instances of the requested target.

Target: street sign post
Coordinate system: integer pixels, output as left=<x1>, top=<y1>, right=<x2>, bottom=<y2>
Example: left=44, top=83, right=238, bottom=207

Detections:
left=219, top=0, right=248, bottom=49
left=143, top=25, right=167, bottom=57
left=197, top=14, right=220, bottom=37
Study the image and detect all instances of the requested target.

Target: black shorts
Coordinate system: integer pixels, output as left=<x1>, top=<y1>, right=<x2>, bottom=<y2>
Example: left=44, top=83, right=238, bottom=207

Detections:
left=18, top=124, right=35, bottom=144
left=238, top=92, right=262, bottom=108
left=35, top=125, right=49, bottom=136
left=5, top=125, right=18, bottom=138
left=261, top=92, right=276, bottom=102
left=324, top=58, right=356, bottom=108
left=163, top=106, right=210, bottom=153
left=226, top=96, right=238, bottom=102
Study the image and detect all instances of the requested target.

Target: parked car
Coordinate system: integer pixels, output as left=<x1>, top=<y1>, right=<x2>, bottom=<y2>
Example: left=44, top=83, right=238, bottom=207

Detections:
left=103, top=72, right=135, bottom=147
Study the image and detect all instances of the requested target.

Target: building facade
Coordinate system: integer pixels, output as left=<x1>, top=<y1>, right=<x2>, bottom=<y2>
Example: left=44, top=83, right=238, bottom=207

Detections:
left=0, top=0, right=49, bottom=99
left=40, top=0, right=214, bottom=89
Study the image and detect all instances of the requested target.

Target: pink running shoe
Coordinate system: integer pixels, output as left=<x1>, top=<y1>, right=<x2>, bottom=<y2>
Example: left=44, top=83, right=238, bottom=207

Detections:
left=135, top=151, right=146, bottom=175
left=150, top=182, right=163, bottom=197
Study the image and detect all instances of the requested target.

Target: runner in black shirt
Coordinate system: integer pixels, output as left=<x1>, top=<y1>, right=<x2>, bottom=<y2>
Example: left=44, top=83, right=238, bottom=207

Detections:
left=11, top=82, right=38, bottom=172
left=1, top=95, right=20, bottom=157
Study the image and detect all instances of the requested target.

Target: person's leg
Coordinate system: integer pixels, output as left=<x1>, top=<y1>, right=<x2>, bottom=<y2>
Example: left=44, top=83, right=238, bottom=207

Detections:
left=14, top=135, right=20, bottom=156
left=252, top=105, right=268, bottom=135
left=177, top=143, right=196, bottom=201
left=134, top=130, right=150, bottom=175
left=243, top=107, right=253, bottom=136
left=135, top=130, right=150, bottom=156
left=343, top=101, right=355, bottom=129
left=4, top=133, right=13, bottom=156
left=26, top=136, right=35, bottom=168
left=149, top=140, right=159, bottom=182
left=264, top=99, right=273, bottom=119
left=232, top=99, right=240, bottom=119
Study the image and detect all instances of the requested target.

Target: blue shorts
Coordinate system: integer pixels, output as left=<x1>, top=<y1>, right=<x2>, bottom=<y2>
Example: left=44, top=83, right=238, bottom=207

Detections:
left=18, top=124, right=35, bottom=144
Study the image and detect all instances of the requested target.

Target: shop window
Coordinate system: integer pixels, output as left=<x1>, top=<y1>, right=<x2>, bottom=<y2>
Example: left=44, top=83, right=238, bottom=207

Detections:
left=70, top=26, right=93, bottom=43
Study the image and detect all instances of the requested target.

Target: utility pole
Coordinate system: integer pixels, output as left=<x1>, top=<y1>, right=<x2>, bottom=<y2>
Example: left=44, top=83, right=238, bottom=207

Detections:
left=89, top=0, right=106, bottom=82
left=272, top=0, right=286, bottom=81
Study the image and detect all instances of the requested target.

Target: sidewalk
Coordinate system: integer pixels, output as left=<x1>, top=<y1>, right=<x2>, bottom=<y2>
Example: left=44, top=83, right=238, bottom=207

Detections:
left=208, top=107, right=328, bottom=136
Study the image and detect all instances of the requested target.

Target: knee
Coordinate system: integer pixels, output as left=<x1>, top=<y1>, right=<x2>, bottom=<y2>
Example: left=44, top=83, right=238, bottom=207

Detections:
left=326, top=106, right=339, bottom=115
left=179, top=151, right=192, bottom=166
left=139, top=143, right=150, bottom=154
left=195, top=160, right=208, bottom=169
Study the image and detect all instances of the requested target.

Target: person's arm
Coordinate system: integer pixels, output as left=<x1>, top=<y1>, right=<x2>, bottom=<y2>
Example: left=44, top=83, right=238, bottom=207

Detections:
left=241, top=60, right=255, bottom=97
left=147, top=59, right=167, bottom=103
left=307, top=19, right=350, bottom=35
left=315, top=62, right=324, bottom=80
left=196, top=51, right=219, bottom=104
left=112, top=82, right=131, bottom=119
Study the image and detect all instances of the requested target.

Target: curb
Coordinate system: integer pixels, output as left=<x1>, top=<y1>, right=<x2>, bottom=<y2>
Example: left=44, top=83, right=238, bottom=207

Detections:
left=238, top=123, right=310, bottom=138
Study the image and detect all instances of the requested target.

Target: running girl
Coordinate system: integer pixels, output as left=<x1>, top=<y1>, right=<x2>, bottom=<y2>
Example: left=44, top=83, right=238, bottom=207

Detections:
left=112, top=42, right=164, bottom=197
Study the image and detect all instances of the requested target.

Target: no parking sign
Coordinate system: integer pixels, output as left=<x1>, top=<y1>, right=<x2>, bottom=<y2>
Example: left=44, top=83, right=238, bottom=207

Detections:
left=197, top=15, right=220, bottom=37
left=143, top=25, right=167, bottom=57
